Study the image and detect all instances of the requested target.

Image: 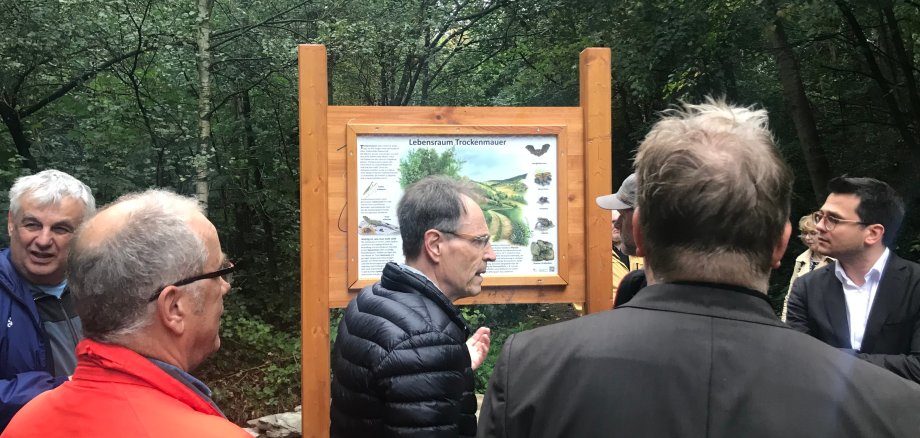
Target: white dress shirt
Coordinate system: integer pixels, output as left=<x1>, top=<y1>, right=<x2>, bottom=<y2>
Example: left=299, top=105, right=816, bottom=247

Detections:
left=834, top=248, right=890, bottom=351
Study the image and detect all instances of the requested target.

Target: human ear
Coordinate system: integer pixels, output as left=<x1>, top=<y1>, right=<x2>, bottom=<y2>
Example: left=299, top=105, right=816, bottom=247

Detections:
left=422, top=229, right=445, bottom=263
left=156, top=286, right=188, bottom=336
left=864, top=224, right=885, bottom=247
left=633, top=207, right=645, bottom=257
left=771, top=222, right=792, bottom=269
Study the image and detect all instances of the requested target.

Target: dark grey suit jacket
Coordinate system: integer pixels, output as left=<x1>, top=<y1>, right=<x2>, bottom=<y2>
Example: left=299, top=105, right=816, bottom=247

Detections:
left=786, top=254, right=920, bottom=383
left=478, top=283, right=920, bottom=438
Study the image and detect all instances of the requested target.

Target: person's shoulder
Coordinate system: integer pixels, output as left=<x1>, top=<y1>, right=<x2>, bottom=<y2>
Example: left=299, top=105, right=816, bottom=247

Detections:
left=0, top=248, right=23, bottom=289
left=889, top=253, right=920, bottom=272
left=344, top=281, right=452, bottom=344
left=169, top=412, right=252, bottom=437
left=128, top=408, right=250, bottom=438
left=795, top=261, right=836, bottom=286
left=352, top=280, right=434, bottom=318
left=120, top=385, right=251, bottom=436
left=508, top=312, right=619, bottom=353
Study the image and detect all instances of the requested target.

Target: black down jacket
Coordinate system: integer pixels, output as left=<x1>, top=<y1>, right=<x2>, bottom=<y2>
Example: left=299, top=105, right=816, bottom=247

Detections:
left=331, top=262, right=477, bottom=438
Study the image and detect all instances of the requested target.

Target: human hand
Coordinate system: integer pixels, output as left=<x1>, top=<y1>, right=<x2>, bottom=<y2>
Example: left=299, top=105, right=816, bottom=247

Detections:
left=467, top=327, right=491, bottom=370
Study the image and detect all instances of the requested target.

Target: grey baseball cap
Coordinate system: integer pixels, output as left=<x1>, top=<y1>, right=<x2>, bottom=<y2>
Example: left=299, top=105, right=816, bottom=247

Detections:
left=596, top=173, right=636, bottom=210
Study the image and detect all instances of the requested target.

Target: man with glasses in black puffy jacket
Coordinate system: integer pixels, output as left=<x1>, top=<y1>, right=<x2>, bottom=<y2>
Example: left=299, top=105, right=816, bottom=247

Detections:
left=331, top=176, right=494, bottom=438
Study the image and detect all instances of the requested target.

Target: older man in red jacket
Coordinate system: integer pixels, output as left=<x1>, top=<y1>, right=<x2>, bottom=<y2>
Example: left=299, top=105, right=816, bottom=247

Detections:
left=2, top=189, right=249, bottom=438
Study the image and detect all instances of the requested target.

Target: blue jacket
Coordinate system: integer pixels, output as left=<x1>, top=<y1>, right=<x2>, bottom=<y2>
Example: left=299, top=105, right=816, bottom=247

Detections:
left=0, top=248, right=66, bottom=431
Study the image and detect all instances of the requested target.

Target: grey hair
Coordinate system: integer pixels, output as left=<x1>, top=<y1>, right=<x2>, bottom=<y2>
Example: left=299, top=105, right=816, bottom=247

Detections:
left=68, top=189, right=207, bottom=343
left=9, top=169, right=96, bottom=220
left=634, top=98, right=792, bottom=288
left=397, top=176, right=474, bottom=261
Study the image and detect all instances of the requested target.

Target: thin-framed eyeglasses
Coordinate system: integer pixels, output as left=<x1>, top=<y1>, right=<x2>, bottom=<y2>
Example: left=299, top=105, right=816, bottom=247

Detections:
left=437, top=230, right=492, bottom=249
left=812, top=211, right=869, bottom=232
left=147, top=260, right=238, bottom=302
left=798, top=231, right=818, bottom=240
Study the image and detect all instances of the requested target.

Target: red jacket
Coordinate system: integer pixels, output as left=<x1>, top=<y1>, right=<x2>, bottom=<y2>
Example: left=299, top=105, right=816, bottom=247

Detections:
left=1, top=339, right=250, bottom=438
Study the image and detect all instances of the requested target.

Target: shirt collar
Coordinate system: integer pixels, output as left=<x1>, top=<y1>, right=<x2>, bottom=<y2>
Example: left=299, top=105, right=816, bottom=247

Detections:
left=398, top=263, right=443, bottom=293
left=147, top=358, right=213, bottom=398
left=834, top=247, right=890, bottom=286
left=28, top=280, right=69, bottom=300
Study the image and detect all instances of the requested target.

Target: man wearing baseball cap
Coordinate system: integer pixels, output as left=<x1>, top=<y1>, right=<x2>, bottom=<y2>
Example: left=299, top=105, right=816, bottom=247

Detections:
left=596, top=173, right=644, bottom=307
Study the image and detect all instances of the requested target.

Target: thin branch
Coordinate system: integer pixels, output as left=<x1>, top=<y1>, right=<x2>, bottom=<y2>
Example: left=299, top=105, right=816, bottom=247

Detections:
left=207, top=67, right=282, bottom=118
left=210, top=1, right=311, bottom=49
left=20, top=48, right=146, bottom=118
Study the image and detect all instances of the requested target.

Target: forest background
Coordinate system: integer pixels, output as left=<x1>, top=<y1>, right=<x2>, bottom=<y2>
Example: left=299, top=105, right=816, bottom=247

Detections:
left=4, top=0, right=920, bottom=424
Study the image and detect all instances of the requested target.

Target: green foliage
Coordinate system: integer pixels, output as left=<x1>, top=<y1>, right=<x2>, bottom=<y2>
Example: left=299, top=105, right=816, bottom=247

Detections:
left=398, top=147, right=464, bottom=188
left=462, top=304, right=577, bottom=393
left=197, top=300, right=301, bottom=424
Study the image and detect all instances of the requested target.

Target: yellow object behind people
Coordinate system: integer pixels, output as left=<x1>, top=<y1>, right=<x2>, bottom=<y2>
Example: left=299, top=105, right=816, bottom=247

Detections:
left=612, top=253, right=644, bottom=305
left=573, top=252, right=643, bottom=315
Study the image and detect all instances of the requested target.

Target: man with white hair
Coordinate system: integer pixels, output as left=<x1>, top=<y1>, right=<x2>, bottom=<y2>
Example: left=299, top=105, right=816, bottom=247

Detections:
left=0, top=170, right=94, bottom=431
left=3, top=189, right=249, bottom=437
left=478, top=100, right=920, bottom=437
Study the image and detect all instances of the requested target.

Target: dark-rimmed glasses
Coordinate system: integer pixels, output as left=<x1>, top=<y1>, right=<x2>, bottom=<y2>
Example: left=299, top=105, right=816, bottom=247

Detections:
left=438, top=230, right=492, bottom=249
left=812, top=211, right=869, bottom=232
left=147, top=260, right=238, bottom=302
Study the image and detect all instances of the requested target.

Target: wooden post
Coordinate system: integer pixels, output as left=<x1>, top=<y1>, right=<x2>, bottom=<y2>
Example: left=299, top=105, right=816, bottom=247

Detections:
left=580, top=48, right=613, bottom=314
left=299, top=44, right=330, bottom=438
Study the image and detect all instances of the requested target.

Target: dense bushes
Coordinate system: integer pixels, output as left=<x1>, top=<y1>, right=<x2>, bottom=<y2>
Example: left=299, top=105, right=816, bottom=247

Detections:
left=197, top=300, right=302, bottom=424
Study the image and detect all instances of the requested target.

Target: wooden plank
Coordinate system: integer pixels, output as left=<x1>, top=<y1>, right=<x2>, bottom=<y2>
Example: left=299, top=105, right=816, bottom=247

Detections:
left=298, top=44, right=330, bottom=438
left=580, top=48, right=613, bottom=314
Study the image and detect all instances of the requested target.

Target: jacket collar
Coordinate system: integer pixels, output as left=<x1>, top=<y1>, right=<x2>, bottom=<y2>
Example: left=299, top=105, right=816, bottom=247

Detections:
left=619, top=282, right=786, bottom=328
left=862, top=253, right=908, bottom=350
left=73, top=339, right=225, bottom=418
left=815, top=253, right=908, bottom=350
left=380, top=262, right=471, bottom=337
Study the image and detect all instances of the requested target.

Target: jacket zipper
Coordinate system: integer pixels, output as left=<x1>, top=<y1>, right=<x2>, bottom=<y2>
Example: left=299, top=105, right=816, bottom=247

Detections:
left=58, top=298, right=80, bottom=346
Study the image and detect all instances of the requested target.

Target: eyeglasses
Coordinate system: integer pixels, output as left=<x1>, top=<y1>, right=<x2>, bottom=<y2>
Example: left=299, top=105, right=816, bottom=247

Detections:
left=438, top=230, right=492, bottom=249
left=147, top=260, right=238, bottom=302
left=798, top=232, right=818, bottom=239
left=812, top=211, right=869, bottom=232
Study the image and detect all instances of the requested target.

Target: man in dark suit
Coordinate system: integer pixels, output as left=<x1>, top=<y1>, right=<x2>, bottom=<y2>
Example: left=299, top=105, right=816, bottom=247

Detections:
left=786, top=177, right=920, bottom=383
left=477, top=100, right=920, bottom=438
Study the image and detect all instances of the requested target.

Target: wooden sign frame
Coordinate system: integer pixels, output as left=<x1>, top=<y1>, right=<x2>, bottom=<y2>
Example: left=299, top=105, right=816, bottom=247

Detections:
left=345, top=123, right=571, bottom=290
left=299, top=44, right=612, bottom=438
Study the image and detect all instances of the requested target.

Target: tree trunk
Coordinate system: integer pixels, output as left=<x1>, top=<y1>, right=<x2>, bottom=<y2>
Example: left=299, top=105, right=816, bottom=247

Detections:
left=767, top=14, right=832, bottom=203
left=0, top=104, right=39, bottom=172
left=720, top=57, right=739, bottom=101
left=236, top=92, right=280, bottom=293
left=879, top=1, right=920, bottom=136
left=196, top=0, right=215, bottom=211
left=834, top=0, right=919, bottom=153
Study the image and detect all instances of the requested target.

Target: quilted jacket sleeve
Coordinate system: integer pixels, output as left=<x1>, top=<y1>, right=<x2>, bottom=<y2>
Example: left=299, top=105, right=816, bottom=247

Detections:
left=375, top=329, right=471, bottom=438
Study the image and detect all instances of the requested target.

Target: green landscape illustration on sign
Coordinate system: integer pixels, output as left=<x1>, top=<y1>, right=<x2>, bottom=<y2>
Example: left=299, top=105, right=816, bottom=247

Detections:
left=399, top=147, right=531, bottom=246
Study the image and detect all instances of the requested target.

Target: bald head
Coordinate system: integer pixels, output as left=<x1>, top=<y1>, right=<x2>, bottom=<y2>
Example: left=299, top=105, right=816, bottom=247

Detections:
left=68, top=190, right=208, bottom=343
left=76, top=191, right=202, bottom=252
